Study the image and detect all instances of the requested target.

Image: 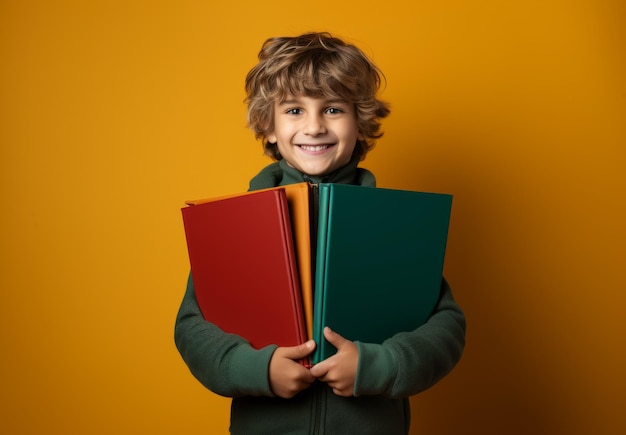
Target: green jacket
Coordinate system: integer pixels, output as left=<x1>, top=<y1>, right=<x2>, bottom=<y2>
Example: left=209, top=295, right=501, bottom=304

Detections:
left=175, top=158, right=466, bottom=434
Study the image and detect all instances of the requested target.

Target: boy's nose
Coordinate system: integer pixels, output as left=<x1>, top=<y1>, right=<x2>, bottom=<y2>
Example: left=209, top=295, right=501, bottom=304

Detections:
left=303, top=114, right=326, bottom=136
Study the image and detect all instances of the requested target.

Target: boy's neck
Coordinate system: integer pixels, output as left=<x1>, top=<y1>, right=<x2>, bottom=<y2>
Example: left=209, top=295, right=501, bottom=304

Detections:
left=279, top=156, right=358, bottom=185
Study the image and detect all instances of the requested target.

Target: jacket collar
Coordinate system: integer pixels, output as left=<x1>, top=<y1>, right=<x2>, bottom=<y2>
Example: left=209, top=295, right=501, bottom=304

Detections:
left=248, top=155, right=376, bottom=190
left=279, top=155, right=376, bottom=186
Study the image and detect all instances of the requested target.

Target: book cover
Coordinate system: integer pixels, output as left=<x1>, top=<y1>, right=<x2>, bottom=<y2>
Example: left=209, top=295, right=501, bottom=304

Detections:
left=181, top=188, right=308, bottom=353
left=186, top=183, right=313, bottom=340
left=312, top=184, right=453, bottom=364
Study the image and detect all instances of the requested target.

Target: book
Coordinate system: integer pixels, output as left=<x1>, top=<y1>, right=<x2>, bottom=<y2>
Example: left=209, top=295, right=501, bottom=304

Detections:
left=181, top=188, right=308, bottom=356
left=311, top=183, right=452, bottom=364
left=182, top=182, right=452, bottom=366
left=185, top=183, right=313, bottom=340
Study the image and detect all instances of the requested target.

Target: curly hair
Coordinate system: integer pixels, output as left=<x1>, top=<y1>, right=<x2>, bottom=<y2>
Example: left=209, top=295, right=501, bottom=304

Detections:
left=245, top=32, right=390, bottom=161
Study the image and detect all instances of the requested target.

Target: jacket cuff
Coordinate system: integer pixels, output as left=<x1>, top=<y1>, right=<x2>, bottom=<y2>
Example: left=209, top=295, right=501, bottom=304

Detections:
left=229, top=344, right=277, bottom=396
left=353, top=342, right=397, bottom=397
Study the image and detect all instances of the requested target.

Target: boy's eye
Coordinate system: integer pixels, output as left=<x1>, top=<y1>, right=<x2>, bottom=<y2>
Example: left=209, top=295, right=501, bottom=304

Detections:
left=326, top=107, right=345, bottom=115
left=286, top=108, right=302, bottom=115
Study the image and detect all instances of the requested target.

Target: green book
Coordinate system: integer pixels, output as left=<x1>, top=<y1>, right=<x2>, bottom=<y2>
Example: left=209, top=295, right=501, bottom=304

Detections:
left=312, top=184, right=452, bottom=364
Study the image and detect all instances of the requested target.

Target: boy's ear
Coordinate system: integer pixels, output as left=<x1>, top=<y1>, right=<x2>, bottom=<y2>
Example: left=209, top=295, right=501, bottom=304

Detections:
left=357, top=132, right=366, bottom=141
left=266, top=132, right=277, bottom=143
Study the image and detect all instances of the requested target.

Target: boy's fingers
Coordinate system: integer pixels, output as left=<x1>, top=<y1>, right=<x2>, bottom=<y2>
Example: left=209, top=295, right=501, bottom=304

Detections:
left=280, top=340, right=315, bottom=360
left=310, top=360, right=328, bottom=378
left=324, top=327, right=348, bottom=349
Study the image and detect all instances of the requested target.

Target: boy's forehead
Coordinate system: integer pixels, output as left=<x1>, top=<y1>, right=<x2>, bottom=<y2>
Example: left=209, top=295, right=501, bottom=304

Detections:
left=276, top=94, right=350, bottom=105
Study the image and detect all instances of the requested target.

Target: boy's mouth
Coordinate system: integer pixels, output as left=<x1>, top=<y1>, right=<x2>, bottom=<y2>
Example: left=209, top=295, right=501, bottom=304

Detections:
left=298, top=144, right=332, bottom=152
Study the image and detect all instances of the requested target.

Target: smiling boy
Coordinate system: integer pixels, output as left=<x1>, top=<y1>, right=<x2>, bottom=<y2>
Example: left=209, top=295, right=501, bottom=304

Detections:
left=175, top=32, right=466, bottom=434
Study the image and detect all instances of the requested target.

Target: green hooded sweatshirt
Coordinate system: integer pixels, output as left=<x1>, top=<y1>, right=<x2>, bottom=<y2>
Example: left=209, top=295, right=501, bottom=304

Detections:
left=175, top=157, right=466, bottom=434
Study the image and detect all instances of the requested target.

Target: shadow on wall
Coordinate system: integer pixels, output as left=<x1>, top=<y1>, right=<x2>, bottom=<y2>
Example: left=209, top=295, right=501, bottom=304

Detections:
left=396, top=128, right=593, bottom=434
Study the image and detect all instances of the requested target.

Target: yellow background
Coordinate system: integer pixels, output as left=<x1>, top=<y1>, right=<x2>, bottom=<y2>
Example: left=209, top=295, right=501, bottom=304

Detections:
left=1, top=0, right=624, bottom=433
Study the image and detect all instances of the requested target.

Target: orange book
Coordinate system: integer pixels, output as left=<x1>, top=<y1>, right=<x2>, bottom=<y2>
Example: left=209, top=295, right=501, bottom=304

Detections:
left=181, top=188, right=308, bottom=360
left=186, top=183, right=313, bottom=340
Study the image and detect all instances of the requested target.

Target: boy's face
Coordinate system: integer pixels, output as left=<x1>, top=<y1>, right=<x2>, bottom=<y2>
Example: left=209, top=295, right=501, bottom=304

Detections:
left=267, top=95, right=364, bottom=177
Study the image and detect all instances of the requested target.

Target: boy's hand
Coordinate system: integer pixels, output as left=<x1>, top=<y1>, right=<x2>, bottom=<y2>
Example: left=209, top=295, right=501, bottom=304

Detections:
left=269, top=340, right=316, bottom=399
left=310, top=327, right=358, bottom=397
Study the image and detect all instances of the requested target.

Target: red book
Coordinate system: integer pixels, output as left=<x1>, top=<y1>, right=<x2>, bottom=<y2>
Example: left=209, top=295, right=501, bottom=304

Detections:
left=181, top=188, right=308, bottom=355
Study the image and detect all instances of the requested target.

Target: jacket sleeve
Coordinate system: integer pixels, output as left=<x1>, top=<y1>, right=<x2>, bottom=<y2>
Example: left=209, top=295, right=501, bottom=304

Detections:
left=353, top=277, right=466, bottom=398
left=174, top=273, right=277, bottom=397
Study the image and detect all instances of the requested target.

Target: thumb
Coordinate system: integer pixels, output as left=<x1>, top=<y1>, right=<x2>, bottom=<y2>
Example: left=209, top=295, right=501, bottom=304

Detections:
left=279, top=340, right=316, bottom=360
left=324, top=327, right=348, bottom=349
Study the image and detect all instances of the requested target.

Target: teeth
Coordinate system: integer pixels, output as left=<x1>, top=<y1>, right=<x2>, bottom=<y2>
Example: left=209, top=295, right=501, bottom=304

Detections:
left=300, top=144, right=329, bottom=151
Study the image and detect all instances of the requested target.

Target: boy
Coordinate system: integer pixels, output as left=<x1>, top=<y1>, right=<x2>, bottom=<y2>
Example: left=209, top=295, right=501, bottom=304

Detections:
left=175, top=32, right=466, bottom=434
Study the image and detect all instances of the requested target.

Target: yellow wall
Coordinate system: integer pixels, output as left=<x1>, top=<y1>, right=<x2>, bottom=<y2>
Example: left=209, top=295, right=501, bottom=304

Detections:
left=1, top=0, right=624, bottom=433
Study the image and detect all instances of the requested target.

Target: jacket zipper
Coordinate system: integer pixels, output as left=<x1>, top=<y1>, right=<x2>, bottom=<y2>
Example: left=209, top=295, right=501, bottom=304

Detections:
left=307, top=183, right=324, bottom=434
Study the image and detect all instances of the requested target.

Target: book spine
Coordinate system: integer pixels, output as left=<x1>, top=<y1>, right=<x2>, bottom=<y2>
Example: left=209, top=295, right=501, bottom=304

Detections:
left=311, top=183, right=331, bottom=364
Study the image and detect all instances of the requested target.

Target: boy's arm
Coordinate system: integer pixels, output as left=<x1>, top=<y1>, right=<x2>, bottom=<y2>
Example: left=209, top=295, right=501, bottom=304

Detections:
left=174, top=273, right=276, bottom=397
left=353, top=277, right=466, bottom=398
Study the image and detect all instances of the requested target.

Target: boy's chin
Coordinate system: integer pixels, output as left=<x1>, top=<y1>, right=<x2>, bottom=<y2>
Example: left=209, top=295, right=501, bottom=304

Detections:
left=300, top=166, right=335, bottom=177
left=295, top=160, right=347, bottom=178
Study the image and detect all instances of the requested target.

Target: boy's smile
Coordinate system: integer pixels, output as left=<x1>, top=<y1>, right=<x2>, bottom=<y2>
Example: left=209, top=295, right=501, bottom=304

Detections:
left=267, top=95, right=364, bottom=177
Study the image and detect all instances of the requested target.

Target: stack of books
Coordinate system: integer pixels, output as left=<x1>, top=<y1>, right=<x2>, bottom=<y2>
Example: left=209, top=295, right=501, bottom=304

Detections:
left=181, top=183, right=452, bottom=365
